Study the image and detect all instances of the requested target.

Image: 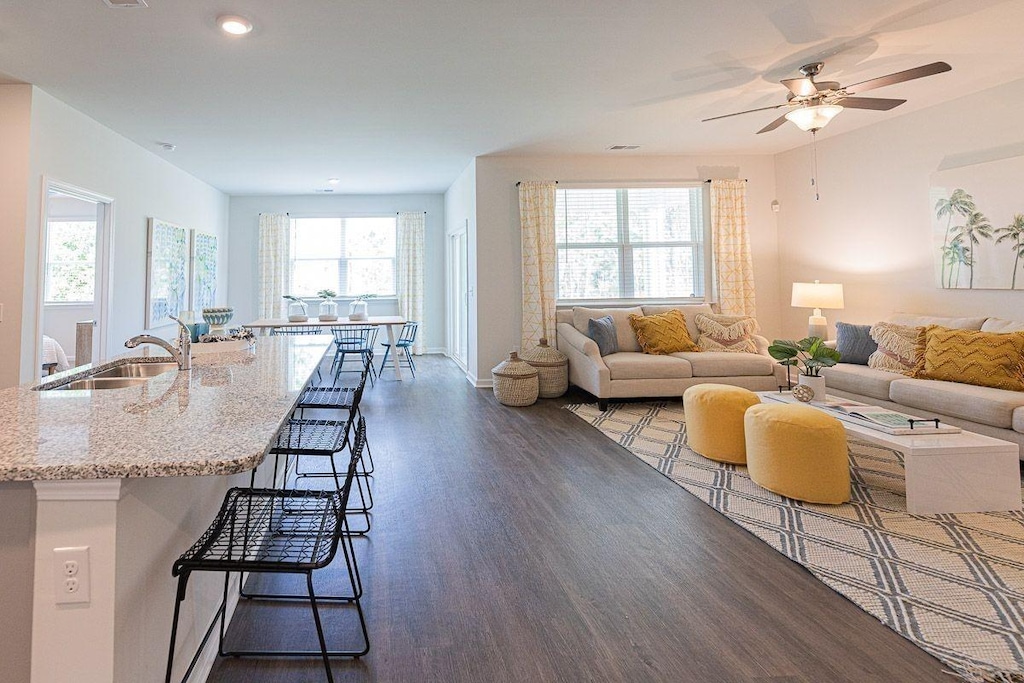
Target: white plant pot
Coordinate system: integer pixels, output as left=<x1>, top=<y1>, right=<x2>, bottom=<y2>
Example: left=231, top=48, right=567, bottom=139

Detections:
left=348, top=300, right=368, bottom=321
left=798, top=374, right=827, bottom=401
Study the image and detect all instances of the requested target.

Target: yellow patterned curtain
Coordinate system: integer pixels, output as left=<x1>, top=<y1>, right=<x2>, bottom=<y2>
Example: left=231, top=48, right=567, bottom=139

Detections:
left=257, top=213, right=291, bottom=320
left=397, top=211, right=426, bottom=355
left=710, top=179, right=756, bottom=317
left=519, top=181, right=557, bottom=351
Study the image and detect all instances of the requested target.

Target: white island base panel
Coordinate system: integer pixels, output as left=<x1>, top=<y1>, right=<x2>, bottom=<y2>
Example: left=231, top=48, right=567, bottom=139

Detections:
left=758, top=392, right=1022, bottom=515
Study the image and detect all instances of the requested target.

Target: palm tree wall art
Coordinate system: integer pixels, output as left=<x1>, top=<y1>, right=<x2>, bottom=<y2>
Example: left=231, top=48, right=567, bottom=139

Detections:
left=932, top=179, right=1022, bottom=290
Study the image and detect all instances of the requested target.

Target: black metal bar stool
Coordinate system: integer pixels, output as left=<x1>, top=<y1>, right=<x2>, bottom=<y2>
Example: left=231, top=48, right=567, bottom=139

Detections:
left=296, top=360, right=376, bottom=476
left=273, top=403, right=373, bottom=535
left=164, top=422, right=369, bottom=683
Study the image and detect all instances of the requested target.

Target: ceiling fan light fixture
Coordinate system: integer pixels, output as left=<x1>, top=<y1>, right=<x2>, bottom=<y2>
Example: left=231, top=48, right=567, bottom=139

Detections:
left=785, top=104, right=843, bottom=132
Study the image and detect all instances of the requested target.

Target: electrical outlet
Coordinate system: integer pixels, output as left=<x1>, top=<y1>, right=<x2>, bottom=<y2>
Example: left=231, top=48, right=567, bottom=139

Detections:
left=54, top=547, right=90, bottom=605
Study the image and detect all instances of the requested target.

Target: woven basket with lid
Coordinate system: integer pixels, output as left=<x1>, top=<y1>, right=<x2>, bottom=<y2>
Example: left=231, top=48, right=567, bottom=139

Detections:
left=520, top=338, right=568, bottom=398
left=491, top=352, right=539, bottom=407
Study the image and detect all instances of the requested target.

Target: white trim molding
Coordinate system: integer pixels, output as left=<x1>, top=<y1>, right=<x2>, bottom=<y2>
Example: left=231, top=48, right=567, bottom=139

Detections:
left=33, top=479, right=123, bottom=501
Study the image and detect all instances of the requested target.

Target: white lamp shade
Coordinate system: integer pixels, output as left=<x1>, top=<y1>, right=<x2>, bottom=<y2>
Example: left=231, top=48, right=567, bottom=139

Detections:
left=791, top=282, right=844, bottom=309
left=784, top=104, right=843, bottom=132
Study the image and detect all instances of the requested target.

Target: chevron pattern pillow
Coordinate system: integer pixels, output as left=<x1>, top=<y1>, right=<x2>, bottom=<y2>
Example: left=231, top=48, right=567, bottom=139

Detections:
left=916, top=326, right=1024, bottom=391
left=867, top=322, right=925, bottom=375
left=694, top=313, right=759, bottom=353
left=627, top=309, right=698, bottom=355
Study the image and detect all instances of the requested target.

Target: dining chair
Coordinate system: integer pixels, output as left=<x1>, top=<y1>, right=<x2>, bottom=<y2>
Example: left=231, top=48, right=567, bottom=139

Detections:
left=332, top=326, right=378, bottom=385
left=378, top=321, right=419, bottom=378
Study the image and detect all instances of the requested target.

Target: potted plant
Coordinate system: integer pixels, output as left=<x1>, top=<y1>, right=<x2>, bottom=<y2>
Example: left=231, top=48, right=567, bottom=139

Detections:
left=316, top=289, right=339, bottom=321
left=767, top=337, right=841, bottom=399
left=348, top=293, right=375, bottom=321
left=283, top=295, right=308, bottom=322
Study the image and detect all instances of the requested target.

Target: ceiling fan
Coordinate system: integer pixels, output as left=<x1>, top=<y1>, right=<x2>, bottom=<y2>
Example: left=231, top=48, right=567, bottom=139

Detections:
left=702, top=60, right=951, bottom=134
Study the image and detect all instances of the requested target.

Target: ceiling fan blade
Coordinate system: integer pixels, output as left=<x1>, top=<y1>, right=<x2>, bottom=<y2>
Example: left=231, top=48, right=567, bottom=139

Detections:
left=781, top=77, right=818, bottom=97
left=844, top=61, right=951, bottom=94
left=701, top=103, right=786, bottom=123
left=834, top=96, right=906, bottom=111
left=757, top=114, right=790, bottom=134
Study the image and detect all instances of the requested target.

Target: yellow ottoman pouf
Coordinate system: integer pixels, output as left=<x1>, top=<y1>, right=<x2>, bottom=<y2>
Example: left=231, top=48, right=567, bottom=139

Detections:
left=744, top=403, right=850, bottom=505
left=683, top=384, right=761, bottom=464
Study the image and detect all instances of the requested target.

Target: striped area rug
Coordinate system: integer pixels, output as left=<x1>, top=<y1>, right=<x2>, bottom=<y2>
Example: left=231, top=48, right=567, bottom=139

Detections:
left=566, top=401, right=1024, bottom=683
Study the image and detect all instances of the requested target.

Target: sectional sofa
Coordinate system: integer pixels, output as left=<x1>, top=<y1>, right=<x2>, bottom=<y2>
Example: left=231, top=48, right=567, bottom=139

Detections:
left=821, top=313, right=1024, bottom=451
left=555, top=304, right=787, bottom=409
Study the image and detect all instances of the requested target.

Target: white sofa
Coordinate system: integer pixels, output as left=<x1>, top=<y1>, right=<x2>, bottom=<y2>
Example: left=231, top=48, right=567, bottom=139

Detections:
left=821, top=313, right=1024, bottom=452
left=555, top=304, right=788, bottom=409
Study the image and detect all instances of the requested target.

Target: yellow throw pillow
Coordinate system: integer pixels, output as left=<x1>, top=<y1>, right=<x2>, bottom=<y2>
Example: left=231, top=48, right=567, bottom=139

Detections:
left=694, top=313, right=759, bottom=353
left=867, top=322, right=925, bottom=375
left=628, top=309, right=698, bottom=355
left=916, top=326, right=1024, bottom=391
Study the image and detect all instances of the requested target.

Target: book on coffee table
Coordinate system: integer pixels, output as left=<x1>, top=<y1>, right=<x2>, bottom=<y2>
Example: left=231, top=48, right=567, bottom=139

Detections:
left=768, top=394, right=962, bottom=435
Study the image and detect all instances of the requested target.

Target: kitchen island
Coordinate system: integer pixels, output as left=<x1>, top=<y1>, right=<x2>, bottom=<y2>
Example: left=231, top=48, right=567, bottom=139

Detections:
left=0, top=334, right=332, bottom=683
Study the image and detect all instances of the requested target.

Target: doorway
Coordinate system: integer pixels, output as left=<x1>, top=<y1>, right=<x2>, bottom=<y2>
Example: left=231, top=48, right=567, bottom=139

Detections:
left=446, top=226, right=468, bottom=368
left=36, top=181, right=113, bottom=375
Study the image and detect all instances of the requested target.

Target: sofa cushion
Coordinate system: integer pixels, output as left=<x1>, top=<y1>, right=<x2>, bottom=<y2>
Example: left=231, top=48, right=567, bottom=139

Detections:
left=916, top=326, right=1024, bottom=392
left=889, top=379, right=1024, bottom=429
left=820, top=363, right=901, bottom=401
left=868, top=322, right=924, bottom=374
left=889, top=313, right=987, bottom=330
left=981, top=318, right=1024, bottom=333
left=835, top=322, right=876, bottom=365
left=628, top=309, right=698, bottom=354
left=587, top=316, right=619, bottom=356
left=572, top=306, right=643, bottom=353
left=1014, top=407, right=1024, bottom=434
left=603, top=352, right=692, bottom=380
left=642, top=304, right=713, bottom=345
left=673, top=351, right=774, bottom=377
left=695, top=313, right=759, bottom=353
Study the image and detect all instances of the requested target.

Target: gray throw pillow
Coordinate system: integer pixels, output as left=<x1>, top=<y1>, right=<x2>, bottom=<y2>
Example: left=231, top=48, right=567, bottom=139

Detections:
left=835, top=322, right=876, bottom=365
left=588, top=316, right=619, bottom=356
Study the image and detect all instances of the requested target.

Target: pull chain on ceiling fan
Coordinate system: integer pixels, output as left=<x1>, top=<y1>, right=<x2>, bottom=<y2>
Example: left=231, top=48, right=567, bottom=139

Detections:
left=702, top=60, right=952, bottom=134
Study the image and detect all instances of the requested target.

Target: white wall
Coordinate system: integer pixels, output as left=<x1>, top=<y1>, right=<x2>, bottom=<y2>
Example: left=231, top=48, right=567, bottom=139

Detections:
left=227, top=194, right=447, bottom=352
left=471, top=154, right=781, bottom=383
left=774, top=78, right=1024, bottom=339
left=23, top=87, right=229, bottom=383
left=443, top=160, right=477, bottom=374
left=0, top=85, right=34, bottom=390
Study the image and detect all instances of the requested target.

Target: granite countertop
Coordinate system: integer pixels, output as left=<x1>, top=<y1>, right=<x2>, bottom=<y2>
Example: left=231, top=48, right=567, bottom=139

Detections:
left=0, top=335, right=332, bottom=481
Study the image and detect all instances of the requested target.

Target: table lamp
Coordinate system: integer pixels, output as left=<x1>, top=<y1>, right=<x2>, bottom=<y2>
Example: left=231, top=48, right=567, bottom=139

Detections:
left=791, top=280, right=844, bottom=339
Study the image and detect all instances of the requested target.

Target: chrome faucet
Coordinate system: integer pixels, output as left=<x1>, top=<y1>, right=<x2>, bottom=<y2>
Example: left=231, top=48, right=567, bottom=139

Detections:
left=124, top=315, right=192, bottom=370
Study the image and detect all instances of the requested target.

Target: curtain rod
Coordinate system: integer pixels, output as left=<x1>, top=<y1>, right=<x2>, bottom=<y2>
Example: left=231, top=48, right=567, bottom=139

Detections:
left=703, top=179, right=748, bottom=183
left=395, top=212, right=428, bottom=214
left=515, top=181, right=559, bottom=186
left=257, top=212, right=290, bottom=216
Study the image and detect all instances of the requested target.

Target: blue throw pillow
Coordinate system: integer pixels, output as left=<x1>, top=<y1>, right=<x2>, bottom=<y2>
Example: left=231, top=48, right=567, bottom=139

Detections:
left=835, top=322, right=876, bottom=365
left=587, top=316, right=619, bottom=356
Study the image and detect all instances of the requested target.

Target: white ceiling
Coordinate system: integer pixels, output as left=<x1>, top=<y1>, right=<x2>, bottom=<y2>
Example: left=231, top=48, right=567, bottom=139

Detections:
left=0, top=0, right=1022, bottom=195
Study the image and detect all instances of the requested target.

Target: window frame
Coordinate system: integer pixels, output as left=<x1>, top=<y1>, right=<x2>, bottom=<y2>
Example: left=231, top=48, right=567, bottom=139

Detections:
left=553, top=183, right=714, bottom=307
left=43, top=217, right=98, bottom=305
left=288, top=213, right=399, bottom=299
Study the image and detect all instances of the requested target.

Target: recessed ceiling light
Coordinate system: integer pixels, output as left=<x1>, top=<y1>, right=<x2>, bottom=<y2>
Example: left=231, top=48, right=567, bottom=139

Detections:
left=327, top=178, right=340, bottom=185
left=158, top=142, right=176, bottom=151
left=217, top=15, right=253, bottom=35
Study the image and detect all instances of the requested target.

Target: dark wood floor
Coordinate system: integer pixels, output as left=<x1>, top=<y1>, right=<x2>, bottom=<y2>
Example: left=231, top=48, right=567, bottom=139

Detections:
left=208, top=356, right=945, bottom=682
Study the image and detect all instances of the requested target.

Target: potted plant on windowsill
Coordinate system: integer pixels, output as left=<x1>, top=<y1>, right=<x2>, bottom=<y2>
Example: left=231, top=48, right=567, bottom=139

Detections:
left=316, top=289, right=338, bottom=321
left=767, top=337, right=841, bottom=400
left=348, top=293, right=375, bottom=321
left=283, top=295, right=308, bottom=322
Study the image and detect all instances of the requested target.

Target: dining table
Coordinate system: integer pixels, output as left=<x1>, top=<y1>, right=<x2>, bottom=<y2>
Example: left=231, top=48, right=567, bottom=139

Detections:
left=243, top=316, right=409, bottom=380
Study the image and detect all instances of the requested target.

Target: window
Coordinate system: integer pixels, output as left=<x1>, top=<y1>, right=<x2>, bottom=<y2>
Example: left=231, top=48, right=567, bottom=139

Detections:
left=290, top=216, right=397, bottom=297
left=44, top=220, right=97, bottom=303
left=555, top=187, right=708, bottom=301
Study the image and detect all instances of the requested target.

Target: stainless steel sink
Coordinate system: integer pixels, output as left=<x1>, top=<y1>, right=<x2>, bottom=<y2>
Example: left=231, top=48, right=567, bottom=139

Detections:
left=52, top=377, right=151, bottom=391
left=90, top=362, right=179, bottom=379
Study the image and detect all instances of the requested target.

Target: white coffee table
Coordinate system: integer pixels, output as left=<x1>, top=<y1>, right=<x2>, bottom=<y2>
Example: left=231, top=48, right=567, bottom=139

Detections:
left=758, top=392, right=1022, bottom=515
